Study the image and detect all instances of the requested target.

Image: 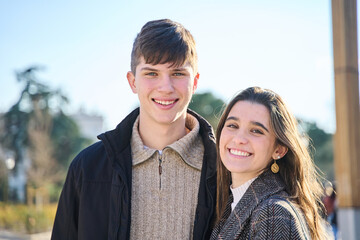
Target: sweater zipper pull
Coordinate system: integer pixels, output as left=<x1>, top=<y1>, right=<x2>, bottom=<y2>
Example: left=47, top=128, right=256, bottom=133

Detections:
left=158, top=152, right=162, bottom=190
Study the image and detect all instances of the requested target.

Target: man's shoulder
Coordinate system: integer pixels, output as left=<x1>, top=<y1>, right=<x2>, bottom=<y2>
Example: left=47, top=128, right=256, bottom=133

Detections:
left=73, top=141, right=105, bottom=162
left=68, top=141, right=110, bottom=178
left=68, top=109, right=139, bottom=179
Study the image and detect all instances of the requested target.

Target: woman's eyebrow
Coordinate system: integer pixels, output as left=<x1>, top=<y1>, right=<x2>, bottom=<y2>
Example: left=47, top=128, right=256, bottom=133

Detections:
left=225, top=116, right=269, bottom=133
left=225, top=116, right=238, bottom=122
left=251, top=121, right=269, bottom=133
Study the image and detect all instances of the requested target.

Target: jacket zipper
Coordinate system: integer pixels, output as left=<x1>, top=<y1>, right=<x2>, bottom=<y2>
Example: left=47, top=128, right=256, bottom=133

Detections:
left=158, top=151, right=163, bottom=190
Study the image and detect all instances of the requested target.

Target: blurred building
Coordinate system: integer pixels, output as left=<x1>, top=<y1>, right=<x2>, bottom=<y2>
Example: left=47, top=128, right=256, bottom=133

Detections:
left=71, top=108, right=104, bottom=142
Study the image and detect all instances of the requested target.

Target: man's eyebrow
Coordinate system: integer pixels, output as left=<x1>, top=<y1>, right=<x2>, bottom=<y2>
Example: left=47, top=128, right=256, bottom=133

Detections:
left=140, top=67, right=158, bottom=71
left=172, top=67, right=188, bottom=71
left=139, top=67, right=189, bottom=72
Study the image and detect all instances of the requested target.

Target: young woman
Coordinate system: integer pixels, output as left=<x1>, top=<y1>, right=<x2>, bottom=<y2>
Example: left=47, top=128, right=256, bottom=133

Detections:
left=211, top=87, right=330, bottom=239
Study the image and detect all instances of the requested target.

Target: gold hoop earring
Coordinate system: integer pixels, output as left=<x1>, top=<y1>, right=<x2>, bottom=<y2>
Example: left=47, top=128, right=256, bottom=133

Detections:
left=271, top=156, right=281, bottom=173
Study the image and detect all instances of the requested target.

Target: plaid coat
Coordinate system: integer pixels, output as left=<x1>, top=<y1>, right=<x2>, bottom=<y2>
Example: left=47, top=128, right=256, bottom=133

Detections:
left=210, top=170, right=310, bottom=240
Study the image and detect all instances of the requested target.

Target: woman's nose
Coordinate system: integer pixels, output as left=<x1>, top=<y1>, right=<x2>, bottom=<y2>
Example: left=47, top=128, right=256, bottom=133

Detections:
left=233, top=130, right=248, bottom=144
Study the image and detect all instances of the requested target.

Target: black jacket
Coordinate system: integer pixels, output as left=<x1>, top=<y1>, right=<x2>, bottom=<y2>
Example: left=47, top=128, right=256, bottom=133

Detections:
left=51, top=108, right=217, bottom=240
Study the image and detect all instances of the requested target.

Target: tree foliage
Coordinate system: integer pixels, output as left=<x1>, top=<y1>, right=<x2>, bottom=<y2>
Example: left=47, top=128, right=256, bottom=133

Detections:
left=189, top=92, right=225, bottom=130
left=26, top=96, right=62, bottom=188
left=51, top=112, right=90, bottom=168
left=0, top=66, right=91, bottom=202
left=299, top=120, right=334, bottom=181
left=0, top=67, right=67, bottom=172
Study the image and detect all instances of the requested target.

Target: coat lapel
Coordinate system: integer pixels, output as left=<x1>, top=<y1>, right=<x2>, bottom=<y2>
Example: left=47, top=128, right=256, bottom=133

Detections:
left=217, top=171, right=287, bottom=238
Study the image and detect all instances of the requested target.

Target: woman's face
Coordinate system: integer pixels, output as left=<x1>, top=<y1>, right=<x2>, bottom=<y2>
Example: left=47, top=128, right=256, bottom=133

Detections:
left=219, top=100, right=282, bottom=187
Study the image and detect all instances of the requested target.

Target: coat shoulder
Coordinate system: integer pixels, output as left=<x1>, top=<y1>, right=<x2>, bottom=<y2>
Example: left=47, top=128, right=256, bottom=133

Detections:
left=69, top=141, right=105, bottom=168
left=250, top=195, right=310, bottom=239
left=68, top=141, right=113, bottom=181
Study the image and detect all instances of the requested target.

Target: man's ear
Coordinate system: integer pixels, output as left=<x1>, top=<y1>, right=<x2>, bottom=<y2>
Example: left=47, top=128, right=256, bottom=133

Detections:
left=127, top=71, right=137, bottom=93
left=192, top=73, right=199, bottom=93
left=272, top=144, right=288, bottom=160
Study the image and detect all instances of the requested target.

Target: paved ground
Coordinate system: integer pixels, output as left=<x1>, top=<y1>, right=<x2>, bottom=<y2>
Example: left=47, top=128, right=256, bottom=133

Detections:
left=0, top=230, right=51, bottom=240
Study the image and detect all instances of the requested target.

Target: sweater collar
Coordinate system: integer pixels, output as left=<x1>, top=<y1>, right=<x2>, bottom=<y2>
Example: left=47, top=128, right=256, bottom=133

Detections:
left=131, top=114, right=203, bottom=170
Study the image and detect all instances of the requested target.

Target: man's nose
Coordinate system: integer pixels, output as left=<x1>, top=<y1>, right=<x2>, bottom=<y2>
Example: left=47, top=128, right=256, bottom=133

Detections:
left=158, top=75, right=174, bottom=92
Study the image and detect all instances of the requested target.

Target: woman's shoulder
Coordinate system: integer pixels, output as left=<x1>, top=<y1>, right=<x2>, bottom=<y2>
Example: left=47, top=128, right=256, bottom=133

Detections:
left=254, top=193, right=301, bottom=220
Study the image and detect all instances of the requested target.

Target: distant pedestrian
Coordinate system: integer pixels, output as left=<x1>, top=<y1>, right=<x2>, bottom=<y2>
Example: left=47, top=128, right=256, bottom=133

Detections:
left=323, top=183, right=338, bottom=239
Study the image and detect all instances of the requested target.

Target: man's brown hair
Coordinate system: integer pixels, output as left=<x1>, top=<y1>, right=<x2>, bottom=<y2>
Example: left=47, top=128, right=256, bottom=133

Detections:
left=130, top=19, right=198, bottom=74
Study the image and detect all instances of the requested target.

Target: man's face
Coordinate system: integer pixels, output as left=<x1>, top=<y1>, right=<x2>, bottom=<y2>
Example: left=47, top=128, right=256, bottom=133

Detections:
left=127, top=57, right=199, bottom=127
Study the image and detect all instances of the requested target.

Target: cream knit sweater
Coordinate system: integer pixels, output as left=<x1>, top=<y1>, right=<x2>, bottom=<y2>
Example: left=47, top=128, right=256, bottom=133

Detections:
left=130, top=114, right=204, bottom=240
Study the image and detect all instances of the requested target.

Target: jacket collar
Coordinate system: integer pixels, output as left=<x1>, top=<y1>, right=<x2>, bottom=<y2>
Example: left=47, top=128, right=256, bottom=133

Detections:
left=97, top=108, right=140, bottom=159
left=220, top=170, right=287, bottom=234
left=97, top=108, right=216, bottom=178
left=188, top=109, right=216, bottom=180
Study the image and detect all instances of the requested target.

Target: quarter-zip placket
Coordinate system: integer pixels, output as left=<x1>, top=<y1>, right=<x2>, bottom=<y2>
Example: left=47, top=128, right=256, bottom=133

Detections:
left=158, top=150, right=163, bottom=190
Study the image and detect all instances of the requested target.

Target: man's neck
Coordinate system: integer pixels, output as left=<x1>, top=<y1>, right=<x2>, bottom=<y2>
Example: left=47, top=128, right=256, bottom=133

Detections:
left=138, top=115, right=188, bottom=150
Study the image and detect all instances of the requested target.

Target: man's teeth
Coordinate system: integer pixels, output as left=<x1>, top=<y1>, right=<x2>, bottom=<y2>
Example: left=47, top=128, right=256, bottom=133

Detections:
left=230, top=149, right=250, bottom=156
left=154, top=100, right=175, bottom=106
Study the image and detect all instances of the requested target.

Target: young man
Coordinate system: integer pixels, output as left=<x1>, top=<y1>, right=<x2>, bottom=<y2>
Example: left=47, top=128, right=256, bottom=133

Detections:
left=51, top=19, right=217, bottom=240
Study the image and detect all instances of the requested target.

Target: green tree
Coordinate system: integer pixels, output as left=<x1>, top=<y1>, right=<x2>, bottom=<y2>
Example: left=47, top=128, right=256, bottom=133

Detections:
left=0, top=66, right=91, bottom=202
left=189, top=92, right=225, bottom=130
left=51, top=112, right=90, bottom=168
left=300, top=120, right=334, bottom=181
left=0, top=157, right=8, bottom=202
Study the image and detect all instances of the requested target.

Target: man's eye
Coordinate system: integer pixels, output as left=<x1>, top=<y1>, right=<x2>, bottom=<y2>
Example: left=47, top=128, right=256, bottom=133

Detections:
left=146, top=72, right=157, bottom=76
left=173, top=72, right=184, bottom=76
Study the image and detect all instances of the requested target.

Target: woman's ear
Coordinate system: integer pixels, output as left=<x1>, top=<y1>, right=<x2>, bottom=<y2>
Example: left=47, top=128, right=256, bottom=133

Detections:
left=272, top=144, right=288, bottom=159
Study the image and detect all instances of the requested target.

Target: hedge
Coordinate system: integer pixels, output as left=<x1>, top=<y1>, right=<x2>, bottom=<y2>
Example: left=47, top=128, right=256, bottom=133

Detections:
left=0, top=202, right=57, bottom=234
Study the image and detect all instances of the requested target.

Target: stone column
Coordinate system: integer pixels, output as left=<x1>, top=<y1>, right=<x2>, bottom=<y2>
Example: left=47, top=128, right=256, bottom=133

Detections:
left=331, top=0, right=360, bottom=239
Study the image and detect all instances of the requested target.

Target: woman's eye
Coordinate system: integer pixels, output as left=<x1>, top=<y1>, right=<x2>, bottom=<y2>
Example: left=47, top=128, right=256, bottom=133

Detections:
left=251, top=129, right=263, bottom=134
left=173, top=72, right=184, bottom=76
left=226, top=123, right=237, bottom=129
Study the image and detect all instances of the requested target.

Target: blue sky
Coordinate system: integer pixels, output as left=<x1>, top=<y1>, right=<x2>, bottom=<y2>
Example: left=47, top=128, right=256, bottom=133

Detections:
left=0, top=0, right=344, bottom=133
